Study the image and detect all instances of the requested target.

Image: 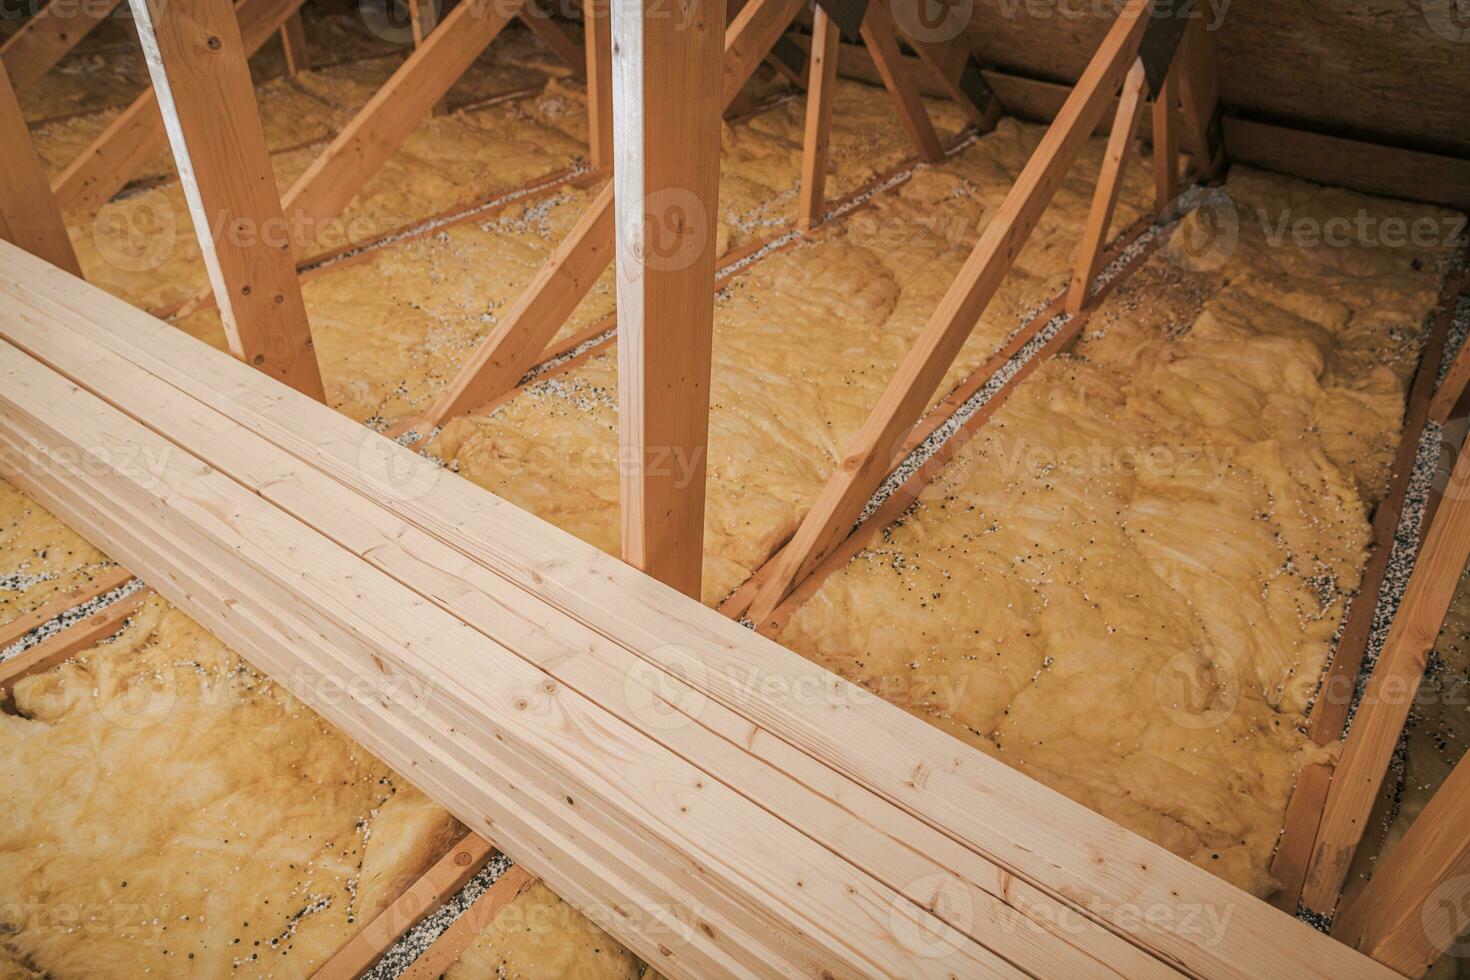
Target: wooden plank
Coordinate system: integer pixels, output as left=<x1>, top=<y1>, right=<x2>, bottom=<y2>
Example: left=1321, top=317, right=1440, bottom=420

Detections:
left=398, top=867, right=537, bottom=980
left=1301, top=433, right=1470, bottom=915
left=1223, top=116, right=1470, bottom=214
left=582, top=0, right=612, bottom=169
left=1066, top=58, right=1146, bottom=315
left=0, top=564, right=136, bottom=651
left=403, top=0, right=449, bottom=117
left=1174, top=17, right=1222, bottom=178
left=278, top=0, right=526, bottom=257
left=312, top=832, right=496, bottom=980
left=1334, top=746, right=1470, bottom=975
left=418, top=0, right=805, bottom=430
left=796, top=7, right=839, bottom=231
left=0, top=239, right=1396, bottom=980
left=1429, top=335, right=1470, bottom=424
left=0, top=61, right=80, bottom=275
left=1270, top=256, right=1465, bottom=910
left=50, top=0, right=308, bottom=214
left=0, top=0, right=126, bottom=91
left=611, top=0, right=723, bottom=597
left=904, top=34, right=999, bottom=129
left=130, top=0, right=325, bottom=399
left=1151, top=64, right=1178, bottom=210
left=859, top=1, right=941, bottom=164
left=518, top=2, right=584, bottom=76
left=0, top=587, right=152, bottom=711
left=746, top=0, right=1157, bottom=622
left=0, top=309, right=1026, bottom=980
left=279, top=10, right=309, bottom=75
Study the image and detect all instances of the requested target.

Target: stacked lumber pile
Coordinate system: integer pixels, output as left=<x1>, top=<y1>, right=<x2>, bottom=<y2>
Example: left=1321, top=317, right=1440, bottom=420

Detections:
left=0, top=241, right=1387, bottom=979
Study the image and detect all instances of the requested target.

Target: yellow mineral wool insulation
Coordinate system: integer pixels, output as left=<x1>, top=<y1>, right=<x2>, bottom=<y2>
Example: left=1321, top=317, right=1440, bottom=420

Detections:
left=776, top=168, right=1461, bottom=897
left=0, top=479, right=112, bottom=630
left=0, top=591, right=465, bottom=978
left=424, top=118, right=1157, bottom=603
left=441, top=883, right=645, bottom=980
left=170, top=81, right=970, bottom=424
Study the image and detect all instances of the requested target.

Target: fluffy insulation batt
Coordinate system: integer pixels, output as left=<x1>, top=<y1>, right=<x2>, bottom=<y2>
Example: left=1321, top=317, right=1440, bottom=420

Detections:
left=0, top=479, right=113, bottom=630
left=779, top=169, right=1462, bottom=896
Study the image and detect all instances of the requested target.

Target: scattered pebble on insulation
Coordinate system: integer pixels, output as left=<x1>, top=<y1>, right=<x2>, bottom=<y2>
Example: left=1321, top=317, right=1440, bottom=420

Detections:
left=0, top=574, right=148, bottom=664
left=362, top=852, right=516, bottom=979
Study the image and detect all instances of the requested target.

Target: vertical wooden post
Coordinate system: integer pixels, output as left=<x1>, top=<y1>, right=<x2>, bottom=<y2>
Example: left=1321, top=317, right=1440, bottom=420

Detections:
left=582, top=0, right=613, bottom=170
left=1333, top=742, right=1470, bottom=975
left=611, top=0, right=724, bottom=597
left=279, top=11, right=310, bottom=75
left=407, top=0, right=451, bottom=116
left=796, top=6, right=839, bottom=232
left=1303, top=444, right=1470, bottom=914
left=130, top=0, right=325, bottom=399
left=1152, top=65, right=1179, bottom=211
left=0, top=60, right=81, bottom=276
left=1175, top=16, right=1221, bottom=179
left=1066, top=58, right=1147, bottom=315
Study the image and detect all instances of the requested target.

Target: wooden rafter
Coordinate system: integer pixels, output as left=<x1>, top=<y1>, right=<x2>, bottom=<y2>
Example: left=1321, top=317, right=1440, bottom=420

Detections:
left=0, top=565, right=135, bottom=652
left=1175, top=15, right=1223, bottom=178
left=130, top=0, right=324, bottom=398
left=1, top=587, right=152, bottom=711
left=797, top=6, right=840, bottom=231
left=582, top=0, right=613, bottom=169
left=1333, top=739, right=1470, bottom=976
left=1301, top=436, right=1470, bottom=915
left=405, top=0, right=450, bottom=116
left=904, top=34, right=1001, bottom=129
left=860, top=0, right=941, bottom=163
left=1151, top=63, right=1179, bottom=210
left=746, top=0, right=1157, bottom=622
left=413, top=0, right=807, bottom=430
left=397, top=867, right=537, bottom=979
left=0, top=0, right=125, bottom=91
left=1066, top=58, right=1147, bottom=315
left=1430, top=333, right=1470, bottom=424
left=518, top=0, right=585, bottom=76
left=0, top=61, right=80, bottom=275
left=50, top=0, right=307, bottom=214
left=278, top=10, right=309, bottom=75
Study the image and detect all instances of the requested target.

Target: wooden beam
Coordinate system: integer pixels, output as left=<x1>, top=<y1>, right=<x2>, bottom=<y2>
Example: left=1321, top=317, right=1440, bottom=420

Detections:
left=130, top=0, right=324, bottom=399
left=1174, top=17, right=1222, bottom=178
left=0, top=239, right=1401, bottom=979
left=398, top=867, right=537, bottom=979
left=50, top=0, right=307, bottom=214
left=796, top=6, right=839, bottom=231
left=518, top=1, right=584, bottom=76
left=1151, top=63, right=1178, bottom=210
left=746, top=0, right=1156, bottom=622
left=312, top=832, right=496, bottom=980
left=405, top=0, right=450, bottom=116
left=0, top=61, right=80, bottom=275
left=0, top=565, right=135, bottom=651
left=859, top=0, right=941, bottom=164
left=1223, top=117, right=1470, bottom=214
left=1, top=587, right=152, bottom=711
left=611, top=0, right=724, bottom=597
left=1334, top=746, right=1470, bottom=975
left=0, top=0, right=126, bottom=91
left=416, top=0, right=805, bottom=430
left=903, top=34, right=1000, bottom=129
left=278, top=0, right=525, bottom=257
left=279, top=10, right=309, bottom=75
left=582, top=0, right=612, bottom=169
left=1066, top=58, right=1146, bottom=315
left=1302, top=439, right=1470, bottom=915
left=1429, top=335, right=1470, bottom=424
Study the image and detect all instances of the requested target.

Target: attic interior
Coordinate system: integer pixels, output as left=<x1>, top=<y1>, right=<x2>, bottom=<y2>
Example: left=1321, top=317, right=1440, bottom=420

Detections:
left=1, top=0, right=1469, bottom=976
